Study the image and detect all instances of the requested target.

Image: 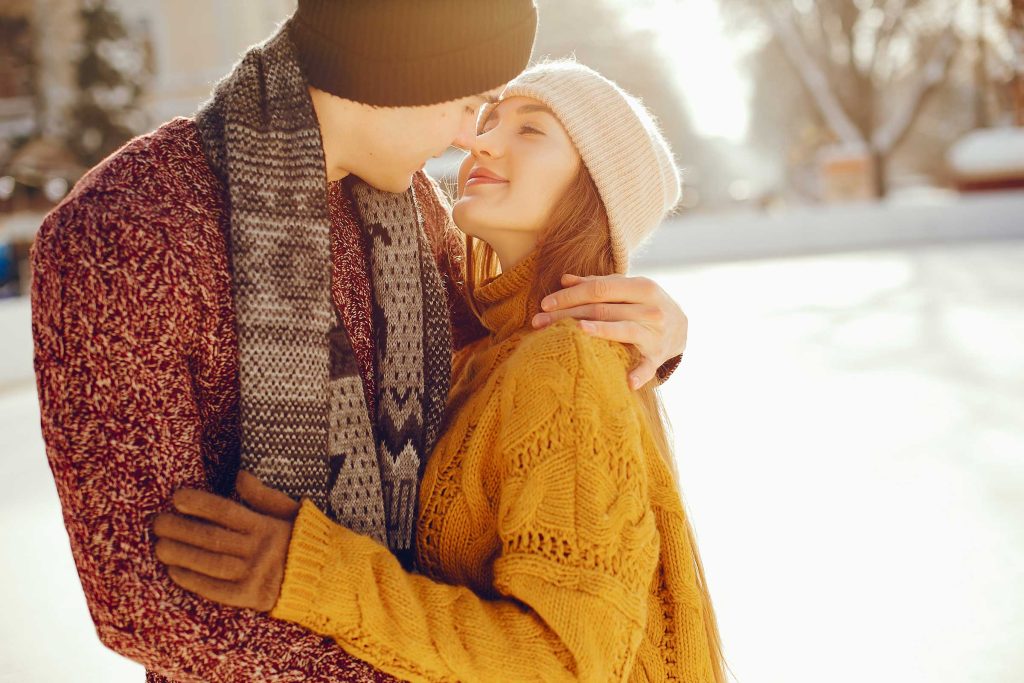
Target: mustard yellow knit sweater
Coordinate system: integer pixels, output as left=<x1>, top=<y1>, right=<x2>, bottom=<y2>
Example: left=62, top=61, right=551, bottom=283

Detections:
left=270, top=251, right=717, bottom=682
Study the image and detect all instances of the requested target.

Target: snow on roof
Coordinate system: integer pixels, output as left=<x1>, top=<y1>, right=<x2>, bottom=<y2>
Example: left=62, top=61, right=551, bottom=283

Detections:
left=946, top=127, right=1024, bottom=180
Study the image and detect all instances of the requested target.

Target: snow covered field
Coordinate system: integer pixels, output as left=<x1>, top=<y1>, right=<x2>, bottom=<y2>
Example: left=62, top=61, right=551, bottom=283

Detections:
left=648, top=241, right=1024, bottom=683
left=636, top=188, right=1024, bottom=267
left=1, top=235, right=1022, bottom=682
left=0, top=297, right=32, bottom=392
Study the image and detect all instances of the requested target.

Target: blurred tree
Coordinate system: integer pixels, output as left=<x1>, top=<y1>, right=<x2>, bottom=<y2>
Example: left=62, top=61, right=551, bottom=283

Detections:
left=998, top=0, right=1024, bottom=123
left=738, top=19, right=830, bottom=202
left=0, top=12, right=36, bottom=162
left=67, top=0, right=148, bottom=167
left=533, top=0, right=739, bottom=209
left=720, top=0, right=968, bottom=197
left=0, top=14, right=34, bottom=101
left=961, top=0, right=1024, bottom=127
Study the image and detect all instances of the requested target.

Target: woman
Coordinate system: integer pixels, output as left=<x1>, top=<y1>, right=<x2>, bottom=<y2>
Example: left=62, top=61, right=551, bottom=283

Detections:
left=155, top=60, right=728, bottom=682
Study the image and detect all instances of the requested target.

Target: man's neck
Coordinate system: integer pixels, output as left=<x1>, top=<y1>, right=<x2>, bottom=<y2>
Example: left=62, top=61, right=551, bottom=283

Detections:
left=321, top=119, right=352, bottom=183
left=326, top=164, right=350, bottom=184
left=309, top=86, right=353, bottom=183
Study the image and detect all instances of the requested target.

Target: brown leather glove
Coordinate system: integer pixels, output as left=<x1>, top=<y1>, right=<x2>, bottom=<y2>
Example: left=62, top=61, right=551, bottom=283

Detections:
left=153, top=471, right=301, bottom=612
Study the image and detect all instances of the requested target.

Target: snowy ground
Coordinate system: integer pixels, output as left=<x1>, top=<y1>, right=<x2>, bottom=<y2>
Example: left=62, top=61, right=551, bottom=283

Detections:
left=0, top=297, right=32, bottom=392
left=648, top=241, right=1024, bottom=683
left=636, top=188, right=1024, bottom=267
left=2, top=237, right=1023, bottom=682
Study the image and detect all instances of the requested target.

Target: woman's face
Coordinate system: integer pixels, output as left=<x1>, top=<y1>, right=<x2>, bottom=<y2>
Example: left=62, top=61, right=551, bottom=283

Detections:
left=452, top=96, right=582, bottom=256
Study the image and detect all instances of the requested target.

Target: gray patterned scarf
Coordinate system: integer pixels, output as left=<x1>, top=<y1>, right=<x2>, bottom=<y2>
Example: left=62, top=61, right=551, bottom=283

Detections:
left=193, top=21, right=451, bottom=570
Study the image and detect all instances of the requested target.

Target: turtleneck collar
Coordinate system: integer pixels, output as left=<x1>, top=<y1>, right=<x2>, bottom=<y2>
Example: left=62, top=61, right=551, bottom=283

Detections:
left=473, top=250, right=544, bottom=342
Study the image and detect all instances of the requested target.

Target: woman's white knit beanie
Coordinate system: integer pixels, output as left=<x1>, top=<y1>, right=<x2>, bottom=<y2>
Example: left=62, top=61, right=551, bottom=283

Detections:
left=478, top=59, right=682, bottom=274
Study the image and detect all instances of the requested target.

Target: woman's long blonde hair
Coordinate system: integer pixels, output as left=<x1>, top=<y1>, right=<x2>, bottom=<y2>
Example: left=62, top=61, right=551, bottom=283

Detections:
left=450, top=164, right=729, bottom=682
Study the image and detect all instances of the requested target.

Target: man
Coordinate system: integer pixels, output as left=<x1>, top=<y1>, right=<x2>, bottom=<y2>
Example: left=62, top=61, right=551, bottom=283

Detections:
left=30, top=2, right=687, bottom=681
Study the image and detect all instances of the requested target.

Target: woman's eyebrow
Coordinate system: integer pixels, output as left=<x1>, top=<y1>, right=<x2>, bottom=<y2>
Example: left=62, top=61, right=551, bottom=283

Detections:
left=487, top=102, right=552, bottom=121
left=516, top=104, right=554, bottom=116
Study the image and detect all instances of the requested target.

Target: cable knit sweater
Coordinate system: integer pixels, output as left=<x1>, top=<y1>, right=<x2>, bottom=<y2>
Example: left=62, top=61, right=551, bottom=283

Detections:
left=269, top=251, right=715, bottom=682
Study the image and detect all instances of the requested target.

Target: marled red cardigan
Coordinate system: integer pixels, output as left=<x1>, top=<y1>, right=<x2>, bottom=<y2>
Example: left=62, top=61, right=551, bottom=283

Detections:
left=30, top=117, right=483, bottom=683
left=31, top=117, right=679, bottom=682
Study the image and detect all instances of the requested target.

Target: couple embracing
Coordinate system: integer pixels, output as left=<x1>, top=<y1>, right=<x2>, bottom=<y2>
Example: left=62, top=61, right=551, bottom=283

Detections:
left=31, top=1, right=727, bottom=681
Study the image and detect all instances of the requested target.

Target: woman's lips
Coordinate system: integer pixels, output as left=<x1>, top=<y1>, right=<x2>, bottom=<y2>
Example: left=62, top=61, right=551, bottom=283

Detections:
left=465, top=176, right=508, bottom=187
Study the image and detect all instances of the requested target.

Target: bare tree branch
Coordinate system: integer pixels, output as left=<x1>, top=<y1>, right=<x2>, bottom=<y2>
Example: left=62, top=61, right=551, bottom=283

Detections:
left=1012, top=0, right=1024, bottom=74
left=872, top=25, right=963, bottom=152
left=870, top=0, right=909, bottom=80
left=761, top=0, right=867, bottom=145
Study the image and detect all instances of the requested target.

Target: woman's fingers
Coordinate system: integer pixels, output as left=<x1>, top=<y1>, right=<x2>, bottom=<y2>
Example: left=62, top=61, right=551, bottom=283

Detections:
left=155, top=537, right=249, bottom=581
left=154, top=488, right=295, bottom=613
left=171, top=488, right=258, bottom=532
left=153, top=512, right=252, bottom=557
left=166, top=565, right=247, bottom=608
left=235, top=470, right=301, bottom=521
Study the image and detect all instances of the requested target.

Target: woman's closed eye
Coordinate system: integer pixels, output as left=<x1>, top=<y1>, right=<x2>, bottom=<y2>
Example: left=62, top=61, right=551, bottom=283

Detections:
left=479, top=121, right=542, bottom=136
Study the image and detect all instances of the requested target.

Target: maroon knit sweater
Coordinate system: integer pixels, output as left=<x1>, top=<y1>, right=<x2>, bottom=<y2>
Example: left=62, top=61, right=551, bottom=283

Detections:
left=31, top=117, right=679, bottom=682
left=30, top=117, right=483, bottom=683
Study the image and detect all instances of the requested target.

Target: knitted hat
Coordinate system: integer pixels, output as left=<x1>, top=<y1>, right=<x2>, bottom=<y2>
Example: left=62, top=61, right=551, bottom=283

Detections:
left=287, top=0, right=538, bottom=107
left=478, top=60, right=681, bottom=274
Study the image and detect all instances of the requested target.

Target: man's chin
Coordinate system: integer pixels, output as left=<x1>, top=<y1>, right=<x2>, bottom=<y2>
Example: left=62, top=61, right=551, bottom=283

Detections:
left=361, top=173, right=415, bottom=195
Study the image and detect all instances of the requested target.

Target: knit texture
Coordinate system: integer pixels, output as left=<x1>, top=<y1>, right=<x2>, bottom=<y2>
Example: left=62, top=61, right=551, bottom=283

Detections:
left=478, top=60, right=682, bottom=274
left=30, top=116, right=483, bottom=683
left=288, top=2, right=538, bottom=106
left=193, top=22, right=452, bottom=568
left=270, top=251, right=717, bottom=682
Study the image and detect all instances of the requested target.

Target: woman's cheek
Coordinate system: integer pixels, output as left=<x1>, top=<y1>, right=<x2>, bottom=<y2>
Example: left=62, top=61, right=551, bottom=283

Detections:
left=456, top=153, right=474, bottom=198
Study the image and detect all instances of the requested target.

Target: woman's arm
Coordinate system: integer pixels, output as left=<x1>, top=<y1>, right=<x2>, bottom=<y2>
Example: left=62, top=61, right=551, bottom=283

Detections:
left=154, top=323, right=661, bottom=682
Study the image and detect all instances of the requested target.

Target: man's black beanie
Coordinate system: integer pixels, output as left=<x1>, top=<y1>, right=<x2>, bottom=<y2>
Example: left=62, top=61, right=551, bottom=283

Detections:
left=287, top=0, right=538, bottom=107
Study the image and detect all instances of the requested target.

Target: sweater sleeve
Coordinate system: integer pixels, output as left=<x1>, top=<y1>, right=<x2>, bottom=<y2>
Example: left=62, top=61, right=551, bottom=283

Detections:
left=656, top=352, right=683, bottom=384
left=30, top=186, right=396, bottom=682
left=269, top=322, right=661, bottom=682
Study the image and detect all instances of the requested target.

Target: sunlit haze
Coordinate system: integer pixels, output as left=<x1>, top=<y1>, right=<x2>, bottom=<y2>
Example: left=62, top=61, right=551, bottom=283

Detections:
left=613, top=0, right=751, bottom=141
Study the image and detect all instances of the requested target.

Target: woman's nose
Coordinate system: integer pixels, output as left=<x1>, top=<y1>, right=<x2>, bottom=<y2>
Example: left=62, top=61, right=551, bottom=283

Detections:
left=471, top=128, right=502, bottom=159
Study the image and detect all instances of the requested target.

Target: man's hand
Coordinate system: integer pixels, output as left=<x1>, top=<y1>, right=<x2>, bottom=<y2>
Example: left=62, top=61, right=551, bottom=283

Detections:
left=153, top=471, right=301, bottom=612
left=532, top=273, right=687, bottom=389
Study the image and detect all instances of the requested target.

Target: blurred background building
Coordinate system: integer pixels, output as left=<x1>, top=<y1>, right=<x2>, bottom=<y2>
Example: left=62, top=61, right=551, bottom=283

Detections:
left=0, top=0, right=295, bottom=297
left=1, top=2, right=1022, bottom=682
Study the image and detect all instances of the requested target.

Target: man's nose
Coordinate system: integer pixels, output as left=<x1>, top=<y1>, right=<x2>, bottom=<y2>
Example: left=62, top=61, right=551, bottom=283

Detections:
left=451, top=109, right=481, bottom=152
